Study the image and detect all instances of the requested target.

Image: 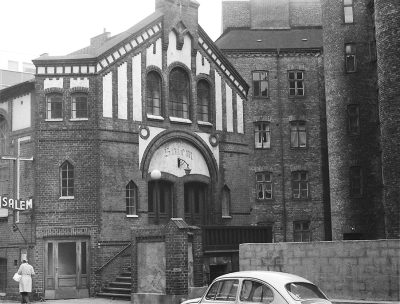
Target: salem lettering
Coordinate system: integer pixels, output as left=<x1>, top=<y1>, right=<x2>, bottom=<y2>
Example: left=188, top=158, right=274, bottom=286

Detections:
left=0, top=196, right=33, bottom=211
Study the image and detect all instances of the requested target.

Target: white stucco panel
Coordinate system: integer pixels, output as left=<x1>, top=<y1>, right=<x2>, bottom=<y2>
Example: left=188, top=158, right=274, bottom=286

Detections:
left=138, top=126, right=165, bottom=166
left=146, top=38, right=162, bottom=69
left=102, top=72, right=113, bottom=118
left=196, top=52, right=210, bottom=75
left=132, top=54, right=142, bottom=121
left=226, top=85, right=233, bottom=132
left=195, top=132, right=219, bottom=168
left=215, top=71, right=223, bottom=131
left=148, top=140, right=210, bottom=178
left=44, top=78, right=63, bottom=90
left=70, top=77, right=89, bottom=88
left=118, top=62, right=128, bottom=119
left=167, top=31, right=191, bottom=68
left=236, top=94, right=244, bottom=134
left=12, top=94, right=31, bottom=131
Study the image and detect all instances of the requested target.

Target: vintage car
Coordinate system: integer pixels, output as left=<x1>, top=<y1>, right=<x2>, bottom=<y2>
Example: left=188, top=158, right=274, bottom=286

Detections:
left=181, top=271, right=331, bottom=304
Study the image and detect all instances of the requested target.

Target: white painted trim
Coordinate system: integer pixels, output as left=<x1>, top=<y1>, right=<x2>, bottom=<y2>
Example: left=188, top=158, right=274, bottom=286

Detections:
left=147, top=114, right=164, bottom=121
left=126, top=215, right=139, bottom=218
left=222, top=215, right=232, bottom=219
left=45, top=119, right=63, bottom=122
left=169, top=117, right=192, bottom=124
left=70, top=118, right=89, bottom=121
left=197, top=121, right=213, bottom=126
left=59, top=196, right=74, bottom=200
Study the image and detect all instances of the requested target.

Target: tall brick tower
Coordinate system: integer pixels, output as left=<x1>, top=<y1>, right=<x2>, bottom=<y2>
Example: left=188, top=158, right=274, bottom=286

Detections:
left=321, top=0, right=385, bottom=240
left=374, top=0, right=400, bottom=238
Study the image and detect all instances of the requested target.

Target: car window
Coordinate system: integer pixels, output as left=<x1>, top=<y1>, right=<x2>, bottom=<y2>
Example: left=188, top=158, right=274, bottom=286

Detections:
left=285, top=282, right=327, bottom=300
left=239, top=280, right=274, bottom=303
left=205, top=279, right=239, bottom=301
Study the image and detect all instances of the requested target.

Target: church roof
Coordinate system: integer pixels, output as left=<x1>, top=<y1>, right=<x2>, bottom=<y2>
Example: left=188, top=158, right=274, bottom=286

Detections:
left=215, top=28, right=323, bottom=51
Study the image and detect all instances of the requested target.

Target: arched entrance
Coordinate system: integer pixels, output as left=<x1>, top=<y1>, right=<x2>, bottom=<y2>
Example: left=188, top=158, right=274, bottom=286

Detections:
left=140, top=130, right=218, bottom=226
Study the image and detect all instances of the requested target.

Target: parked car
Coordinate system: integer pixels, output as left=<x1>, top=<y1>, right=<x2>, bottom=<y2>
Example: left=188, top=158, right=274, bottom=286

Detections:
left=181, top=271, right=331, bottom=304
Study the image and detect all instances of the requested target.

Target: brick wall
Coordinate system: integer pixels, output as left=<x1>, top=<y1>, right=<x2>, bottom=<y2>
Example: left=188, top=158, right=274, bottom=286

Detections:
left=375, top=0, right=400, bottom=238
left=321, top=0, right=384, bottom=240
left=222, top=1, right=251, bottom=33
left=223, top=51, right=329, bottom=242
left=239, top=240, right=400, bottom=301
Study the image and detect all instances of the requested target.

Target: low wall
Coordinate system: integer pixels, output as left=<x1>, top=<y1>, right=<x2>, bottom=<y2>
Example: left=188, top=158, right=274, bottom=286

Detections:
left=239, top=240, right=399, bottom=301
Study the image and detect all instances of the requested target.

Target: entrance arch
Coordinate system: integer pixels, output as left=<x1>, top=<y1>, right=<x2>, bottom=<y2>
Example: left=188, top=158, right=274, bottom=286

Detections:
left=140, top=130, right=219, bottom=225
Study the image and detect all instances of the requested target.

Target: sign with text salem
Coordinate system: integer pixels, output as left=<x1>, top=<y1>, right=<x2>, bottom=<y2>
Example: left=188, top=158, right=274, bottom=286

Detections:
left=0, top=196, right=33, bottom=211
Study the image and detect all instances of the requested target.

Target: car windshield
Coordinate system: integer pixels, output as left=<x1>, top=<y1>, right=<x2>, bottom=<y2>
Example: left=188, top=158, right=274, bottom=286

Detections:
left=285, top=282, right=327, bottom=301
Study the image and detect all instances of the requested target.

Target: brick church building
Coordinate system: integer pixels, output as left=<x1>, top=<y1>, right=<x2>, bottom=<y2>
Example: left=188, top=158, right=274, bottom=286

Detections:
left=0, top=0, right=399, bottom=301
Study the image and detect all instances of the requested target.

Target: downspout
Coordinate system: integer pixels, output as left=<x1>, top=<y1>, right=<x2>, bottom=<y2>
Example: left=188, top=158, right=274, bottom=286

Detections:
left=277, top=48, right=287, bottom=242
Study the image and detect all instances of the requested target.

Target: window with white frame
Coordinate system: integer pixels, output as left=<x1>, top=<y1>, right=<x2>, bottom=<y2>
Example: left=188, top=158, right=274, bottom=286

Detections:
left=71, top=93, right=88, bottom=119
left=60, top=161, right=74, bottom=197
left=256, top=172, right=272, bottom=200
left=146, top=71, right=162, bottom=116
left=292, top=171, right=309, bottom=199
left=255, top=122, right=271, bottom=149
left=290, top=121, right=307, bottom=148
left=344, top=0, right=354, bottom=24
left=197, top=79, right=211, bottom=122
left=293, top=221, right=311, bottom=242
left=345, top=44, right=357, bottom=72
left=288, top=71, right=304, bottom=96
left=46, top=93, right=63, bottom=120
left=126, top=181, right=138, bottom=216
left=252, top=71, right=269, bottom=98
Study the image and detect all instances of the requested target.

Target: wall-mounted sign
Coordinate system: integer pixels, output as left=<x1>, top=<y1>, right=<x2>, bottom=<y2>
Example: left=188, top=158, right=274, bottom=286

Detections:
left=0, top=196, right=33, bottom=211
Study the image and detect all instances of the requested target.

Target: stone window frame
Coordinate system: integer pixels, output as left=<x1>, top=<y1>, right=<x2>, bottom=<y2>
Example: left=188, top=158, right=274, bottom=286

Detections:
left=126, top=180, right=138, bottom=217
left=291, top=170, right=309, bottom=200
left=146, top=70, right=163, bottom=118
left=290, top=120, right=307, bottom=148
left=345, top=43, right=357, bottom=73
left=293, top=220, right=311, bottom=242
left=347, top=104, right=360, bottom=135
left=60, top=160, right=74, bottom=199
left=252, top=70, right=269, bottom=98
left=256, top=171, right=273, bottom=200
left=288, top=70, right=305, bottom=97
left=254, top=121, right=271, bottom=149
left=343, top=0, right=354, bottom=24
left=349, top=166, right=363, bottom=197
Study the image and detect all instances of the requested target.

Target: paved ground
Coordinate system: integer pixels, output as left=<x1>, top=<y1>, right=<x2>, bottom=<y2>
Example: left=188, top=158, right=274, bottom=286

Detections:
left=0, top=298, right=129, bottom=304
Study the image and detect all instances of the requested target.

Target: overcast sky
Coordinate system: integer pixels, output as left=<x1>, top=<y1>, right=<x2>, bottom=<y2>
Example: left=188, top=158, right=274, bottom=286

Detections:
left=0, top=0, right=223, bottom=64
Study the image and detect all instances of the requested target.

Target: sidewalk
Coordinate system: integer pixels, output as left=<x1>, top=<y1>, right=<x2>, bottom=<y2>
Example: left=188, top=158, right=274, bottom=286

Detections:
left=0, top=298, right=129, bottom=304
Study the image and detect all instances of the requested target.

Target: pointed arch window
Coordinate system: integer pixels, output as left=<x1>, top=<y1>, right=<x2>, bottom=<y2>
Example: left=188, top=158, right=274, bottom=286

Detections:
left=222, top=185, right=231, bottom=218
left=146, top=71, right=162, bottom=116
left=197, top=79, right=211, bottom=122
left=169, top=67, right=190, bottom=119
left=126, top=181, right=138, bottom=216
left=60, top=161, right=74, bottom=198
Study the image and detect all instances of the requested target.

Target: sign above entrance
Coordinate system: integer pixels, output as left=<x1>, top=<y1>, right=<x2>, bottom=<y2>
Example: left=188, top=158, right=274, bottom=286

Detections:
left=148, top=140, right=210, bottom=178
left=0, top=196, right=33, bottom=211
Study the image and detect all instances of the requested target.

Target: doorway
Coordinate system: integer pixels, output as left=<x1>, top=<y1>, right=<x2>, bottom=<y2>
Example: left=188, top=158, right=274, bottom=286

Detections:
left=184, top=182, right=207, bottom=225
left=44, top=239, right=88, bottom=299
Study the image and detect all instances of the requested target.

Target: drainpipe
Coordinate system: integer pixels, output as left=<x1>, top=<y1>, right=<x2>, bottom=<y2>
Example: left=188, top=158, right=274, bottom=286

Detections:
left=276, top=48, right=287, bottom=242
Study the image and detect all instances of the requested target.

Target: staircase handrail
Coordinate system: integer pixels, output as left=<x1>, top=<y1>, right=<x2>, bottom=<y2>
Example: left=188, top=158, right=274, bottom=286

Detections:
left=95, top=242, right=132, bottom=274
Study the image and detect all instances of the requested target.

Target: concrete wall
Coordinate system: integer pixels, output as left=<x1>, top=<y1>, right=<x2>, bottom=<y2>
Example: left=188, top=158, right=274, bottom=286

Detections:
left=239, top=240, right=400, bottom=301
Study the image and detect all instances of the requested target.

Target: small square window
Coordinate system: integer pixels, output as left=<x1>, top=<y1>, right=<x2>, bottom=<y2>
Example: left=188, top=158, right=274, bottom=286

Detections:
left=288, top=71, right=304, bottom=97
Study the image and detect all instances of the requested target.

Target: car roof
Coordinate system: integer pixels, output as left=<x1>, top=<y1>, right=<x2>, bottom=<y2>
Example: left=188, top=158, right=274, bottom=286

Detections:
left=215, top=271, right=313, bottom=285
